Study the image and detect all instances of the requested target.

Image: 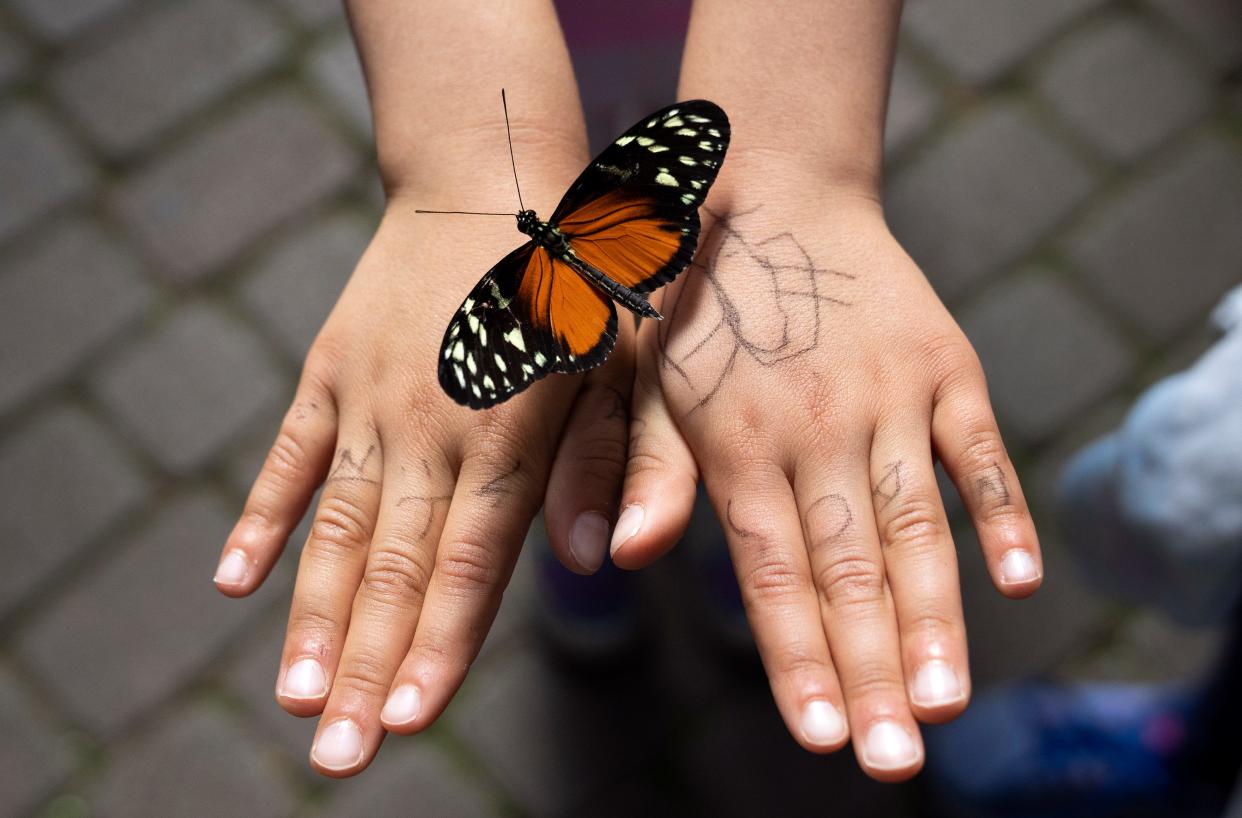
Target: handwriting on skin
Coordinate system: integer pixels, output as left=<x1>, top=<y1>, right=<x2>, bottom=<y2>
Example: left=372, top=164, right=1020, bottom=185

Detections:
left=659, top=208, right=855, bottom=410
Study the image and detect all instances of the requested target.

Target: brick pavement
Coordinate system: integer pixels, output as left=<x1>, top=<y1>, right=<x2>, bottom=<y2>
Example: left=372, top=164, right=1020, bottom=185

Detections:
left=1, top=0, right=1239, bottom=815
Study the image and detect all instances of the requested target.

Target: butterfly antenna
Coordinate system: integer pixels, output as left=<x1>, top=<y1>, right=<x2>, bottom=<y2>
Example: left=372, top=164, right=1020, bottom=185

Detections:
left=502, top=88, right=525, bottom=212
left=414, top=209, right=513, bottom=216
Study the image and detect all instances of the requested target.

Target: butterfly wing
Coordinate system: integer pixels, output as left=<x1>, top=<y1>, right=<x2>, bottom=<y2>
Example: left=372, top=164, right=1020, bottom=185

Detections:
left=551, top=99, right=730, bottom=293
left=438, top=242, right=617, bottom=409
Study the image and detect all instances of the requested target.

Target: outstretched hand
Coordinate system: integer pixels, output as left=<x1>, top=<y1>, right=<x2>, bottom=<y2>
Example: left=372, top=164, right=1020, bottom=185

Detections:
left=612, top=189, right=1043, bottom=781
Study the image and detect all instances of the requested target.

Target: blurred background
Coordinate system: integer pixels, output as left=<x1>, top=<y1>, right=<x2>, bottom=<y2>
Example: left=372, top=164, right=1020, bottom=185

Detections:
left=2, top=0, right=1241, bottom=816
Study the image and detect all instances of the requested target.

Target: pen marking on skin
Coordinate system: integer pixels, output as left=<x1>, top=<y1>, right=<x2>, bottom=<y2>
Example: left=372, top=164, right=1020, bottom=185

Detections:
left=476, top=458, right=521, bottom=504
left=726, top=497, right=759, bottom=539
left=805, top=493, right=853, bottom=549
left=658, top=207, right=855, bottom=410
left=396, top=493, right=453, bottom=538
left=602, top=385, right=628, bottom=422
left=975, top=461, right=1011, bottom=508
left=872, top=460, right=904, bottom=511
left=327, top=444, right=379, bottom=485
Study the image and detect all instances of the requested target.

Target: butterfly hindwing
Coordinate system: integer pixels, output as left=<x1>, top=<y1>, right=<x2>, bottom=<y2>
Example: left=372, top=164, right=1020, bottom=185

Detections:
left=438, top=243, right=617, bottom=409
left=552, top=99, right=729, bottom=293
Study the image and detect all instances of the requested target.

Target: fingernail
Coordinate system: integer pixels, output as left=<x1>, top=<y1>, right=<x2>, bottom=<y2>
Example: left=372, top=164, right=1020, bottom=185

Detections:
left=381, top=685, right=422, bottom=726
left=911, top=660, right=964, bottom=708
left=312, top=719, right=363, bottom=771
left=862, top=720, right=919, bottom=770
left=999, top=548, right=1039, bottom=585
left=610, top=504, right=644, bottom=555
left=280, top=658, right=328, bottom=700
left=800, top=699, right=847, bottom=746
left=213, top=550, right=249, bottom=586
left=570, top=511, right=609, bottom=572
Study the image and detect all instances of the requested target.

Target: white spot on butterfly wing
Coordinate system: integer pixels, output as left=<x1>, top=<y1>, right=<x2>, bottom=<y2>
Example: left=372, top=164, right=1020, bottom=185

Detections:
left=637, top=136, right=654, bottom=146
left=678, top=156, right=697, bottom=166
left=676, top=128, right=698, bottom=137
left=707, top=128, right=721, bottom=137
left=615, top=135, right=636, bottom=146
left=472, top=384, right=481, bottom=399
left=452, top=341, right=465, bottom=362
left=467, top=314, right=479, bottom=333
left=466, top=353, right=477, bottom=375
left=690, top=179, right=703, bottom=189
left=533, top=352, right=547, bottom=367
left=649, top=145, right=668, bottom=153
left=454, top=365, right=466, bottom=388
left=687, top=115, right=710, bottom=123
left=493, top=353, right=507, bottom=372
left=482, top=375, right=495, bottom=390
left=504, top=328, right=526, bottom=352
left=478, top=325, right=487, bottom=346
left=664, top=117, right=684, bottom=128
left=656, top=171, right=678, bottom=186
left=681, top=193, right=696, bottom=205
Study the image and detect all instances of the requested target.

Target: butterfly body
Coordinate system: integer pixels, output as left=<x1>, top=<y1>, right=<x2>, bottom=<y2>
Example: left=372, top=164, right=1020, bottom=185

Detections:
left=437, top=99, right=730, bottom=409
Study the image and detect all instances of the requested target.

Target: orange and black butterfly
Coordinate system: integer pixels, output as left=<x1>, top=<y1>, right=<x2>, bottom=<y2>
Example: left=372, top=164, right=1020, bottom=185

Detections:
left=426, top=95, right=730, bottom=409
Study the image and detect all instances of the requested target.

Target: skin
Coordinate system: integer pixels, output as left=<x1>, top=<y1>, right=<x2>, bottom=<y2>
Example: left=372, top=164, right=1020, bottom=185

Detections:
left=214, top=0, right=1043, bottom=784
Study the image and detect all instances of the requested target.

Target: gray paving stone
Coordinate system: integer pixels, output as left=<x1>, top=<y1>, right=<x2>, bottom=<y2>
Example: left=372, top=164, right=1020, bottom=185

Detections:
left=91, top=303, right=289, bottom=474
left=1037, top=14, right=1211, bottom=163
left=0, top=218, right=151, bottom=414
left=318, top=743, right=501, bottom=818
left=239, top=212, right=368, bottom=359
left=50, top=0, right=289, bottom=157
left=887, top=102, right=1095, bottom=301
left=960, top=270, right=1135, bottom=444
left=17, top=492, right=275, bottom=736
left=0, top=666, right=75, bottom=818
left=451, top=650, right=652, bottom=817
left=1065, top=136, right=1242, bottom=342
left=270, top=0, right=341, bottom=29
left=0, top=405, right=148, bottom=618
left=91, top=705, right=297, bottom=818
left=307, top=29, right=371, bottom=137
left=0, top=104, right=95, bottom=245
left=112, top=92, right=357, bottom=283
left=1146, top=0, right=1242, bottom=70
left=885, top=50, right=940, bottom=157
left=903, top=0, right=1106, bottom=85
left=6, top=0, right=130, bottom=42
left=0, top=26, right=29, bottom=89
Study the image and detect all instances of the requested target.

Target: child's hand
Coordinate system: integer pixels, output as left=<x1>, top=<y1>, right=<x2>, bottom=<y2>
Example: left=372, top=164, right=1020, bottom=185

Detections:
left=613, top=188, right=1043, bottom=781
left=211, top=171, right=634, bottom=776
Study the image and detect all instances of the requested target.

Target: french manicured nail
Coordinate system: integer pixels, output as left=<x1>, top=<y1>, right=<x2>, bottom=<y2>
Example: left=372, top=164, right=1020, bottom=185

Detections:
left=280, top=658, right=328, bottom=700
left=381, top=685, right=422, bottom=727
left=911, top=660, right=964, bottom=708
left=800, top=699, right=847, bottom=746
left=312, top=719, right=363, bottom=770
left=570, top=511, right=609, bottom=572
left=213, top=550, right=249, bottom=586
left=861, top=720, right=919, bottom=770
left=610, top=504, right=644, bottom=555
left=999, top=548, right=1039, bottom=585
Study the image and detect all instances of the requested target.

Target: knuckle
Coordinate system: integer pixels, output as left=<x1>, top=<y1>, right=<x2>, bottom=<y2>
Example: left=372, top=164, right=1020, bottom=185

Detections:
left=265, top=429, right=314, bottom=483
left=436, top=538, right=502, bottom=593
left=361, top=547, right=431, bottom=603
left=843, top=658, right=905, bottom=699
left=309, top=495, right=374, bottom=555
left=904, top=609, right=959, bottom=640
left=332, top=652, right=391, bottom=698
left=879, top=494, right=945, bottom=554
left=742, top=554, right=806, bottom=602
left=286, top=608, right=339, bottom=643
left=777, top=646, right=832, bottom=680
left=816, top=553, right=885, bottom=609
left=410, top=636, right=468, bottom=675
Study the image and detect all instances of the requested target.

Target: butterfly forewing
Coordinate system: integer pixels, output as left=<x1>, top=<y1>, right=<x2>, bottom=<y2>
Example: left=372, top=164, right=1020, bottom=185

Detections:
left=438, top=243, right=616, bottom=409
left=553, top=99, right=730, bottom=293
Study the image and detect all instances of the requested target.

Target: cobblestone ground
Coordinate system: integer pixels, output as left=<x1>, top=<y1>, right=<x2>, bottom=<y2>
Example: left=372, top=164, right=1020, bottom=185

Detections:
left=2, top=0, right=1241, bottom=816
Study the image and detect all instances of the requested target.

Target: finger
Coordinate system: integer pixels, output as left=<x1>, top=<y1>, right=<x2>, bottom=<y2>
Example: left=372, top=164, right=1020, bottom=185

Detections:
left=308, top=452, right=455, bottom=776
left=609, top=363, right=699, bottom=570
left=707, top=462, right=849, bottom=755
left=932, top=369, right=1042, bottom=597
left=543, top=323, right=634, bottom=574
left=869, top=417, right=969, bottom=724
left=215, top=368, right=336, bottom=597
left=381, top=442, right=545, bottom=734
left=795, top=455, right=924, bottom=780
left=276, top=425, right=382, bottom=717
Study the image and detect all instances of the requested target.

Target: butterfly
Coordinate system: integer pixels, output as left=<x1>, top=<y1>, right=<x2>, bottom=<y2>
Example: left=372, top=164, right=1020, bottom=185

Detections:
left=425, top=94, right=730, bottom=409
